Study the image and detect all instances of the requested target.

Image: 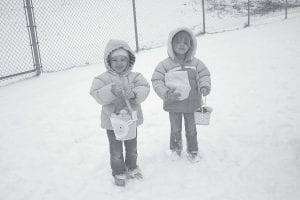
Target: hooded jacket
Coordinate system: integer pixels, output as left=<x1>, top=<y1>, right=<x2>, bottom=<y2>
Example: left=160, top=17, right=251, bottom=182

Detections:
left=151, top=27, right=211, bottom=113
left=90, top=39, right=150, bottom=130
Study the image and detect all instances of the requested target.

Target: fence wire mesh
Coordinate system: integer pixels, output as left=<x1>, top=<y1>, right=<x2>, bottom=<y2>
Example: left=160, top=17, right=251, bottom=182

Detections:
left=0, top=0, right=36, bottom=84
left=1, top=0, right=300, bottom=84
left=203, top=0, right=300, bottom=33
left=33, top=0, right=136, bottom=72
left=134, top=0, right=204, bottom=50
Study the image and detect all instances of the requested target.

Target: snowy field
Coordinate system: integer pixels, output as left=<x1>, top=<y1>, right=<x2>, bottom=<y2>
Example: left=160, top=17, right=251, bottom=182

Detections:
left=1, top=14, right=300, bottom=200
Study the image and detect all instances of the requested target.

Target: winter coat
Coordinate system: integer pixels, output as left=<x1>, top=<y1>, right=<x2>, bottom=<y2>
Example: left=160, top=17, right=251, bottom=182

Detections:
left=151, top=27, right=211, bottom=113
left=90, top=39, right=150, bottom=130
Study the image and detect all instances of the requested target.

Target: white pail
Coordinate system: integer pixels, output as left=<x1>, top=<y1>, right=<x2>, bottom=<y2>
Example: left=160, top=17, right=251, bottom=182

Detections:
left=110, top=110, right=138, bottom=140
left=195, top=106, right=212, bottom=125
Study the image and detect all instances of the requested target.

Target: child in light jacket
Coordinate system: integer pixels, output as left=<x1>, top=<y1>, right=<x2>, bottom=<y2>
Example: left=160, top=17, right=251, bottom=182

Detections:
left=90, top=39, right=150, bottom=186
left=151, top=27, right=211, bottom=161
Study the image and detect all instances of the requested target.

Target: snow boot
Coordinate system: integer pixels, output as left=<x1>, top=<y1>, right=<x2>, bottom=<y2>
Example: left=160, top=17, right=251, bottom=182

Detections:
left=127, top=167, right=143, bottom=180
left=169, top=150, right=181, bottom=161
left=114, top=174, right=126, bottom=186
left=187, top=152, right=201, bottom=163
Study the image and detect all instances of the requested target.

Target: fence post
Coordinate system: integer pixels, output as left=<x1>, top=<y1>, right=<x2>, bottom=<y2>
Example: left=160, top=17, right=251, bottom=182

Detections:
left=247, top=0, right=251, bottom=26
left=202, top=0, right=206, bottom=33
left=132, top=0, right=139, bottom=52
left=23, top=0, right=42, bottom=76
left=285, top=0, right=288, bottom=19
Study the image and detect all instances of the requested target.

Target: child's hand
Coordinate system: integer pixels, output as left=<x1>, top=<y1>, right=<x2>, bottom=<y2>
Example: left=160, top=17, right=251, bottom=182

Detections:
left=123, top=88, right=135, bottom=100
left=200, top=87, right=209, bottom=96
left=165, top=89, right=181, bottom=101
left=111, top=84, right=123, bottom=97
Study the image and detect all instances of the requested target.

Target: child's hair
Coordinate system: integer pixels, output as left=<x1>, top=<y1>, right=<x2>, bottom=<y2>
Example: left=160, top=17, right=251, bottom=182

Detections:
left=109, top=48, right=129, bottom=60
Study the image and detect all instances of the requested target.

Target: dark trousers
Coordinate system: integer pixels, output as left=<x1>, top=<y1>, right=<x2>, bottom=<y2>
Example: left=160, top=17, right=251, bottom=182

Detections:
left=169, top=112, right=198, bottom=154
left=106, top=129, right=137, bottom=176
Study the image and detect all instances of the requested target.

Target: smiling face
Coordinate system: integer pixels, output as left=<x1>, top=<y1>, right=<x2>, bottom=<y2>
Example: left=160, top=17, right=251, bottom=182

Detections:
left=172, top=31, right=191, bottom=55
left=110, top=55, right=128, bottom=74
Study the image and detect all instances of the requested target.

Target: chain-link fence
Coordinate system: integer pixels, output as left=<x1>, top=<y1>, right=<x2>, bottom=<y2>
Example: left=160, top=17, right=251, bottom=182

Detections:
left=1, top=0, right=300, bottom=85
left=33, top=0, right=136, bottom=72
left=204, top=0, right=300, bottom=33
left=0, top=0, right=38, bottom=84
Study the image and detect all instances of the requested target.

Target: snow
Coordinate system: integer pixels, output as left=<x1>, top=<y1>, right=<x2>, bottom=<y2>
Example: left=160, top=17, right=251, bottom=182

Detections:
left=1, top=10, right=300, bottom=200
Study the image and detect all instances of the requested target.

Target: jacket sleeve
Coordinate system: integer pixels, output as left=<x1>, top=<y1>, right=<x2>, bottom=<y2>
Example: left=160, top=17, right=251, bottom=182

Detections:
left=151, top=62, right=169, bottom=100
left=131, top=73, right=150, bottom=104
left=89, top=75, right=117, bottom=105
left=196, top=60, right=211, bottom=94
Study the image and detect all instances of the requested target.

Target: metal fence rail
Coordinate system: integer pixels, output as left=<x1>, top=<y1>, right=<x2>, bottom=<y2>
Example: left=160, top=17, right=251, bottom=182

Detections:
left=1, top=0, right=299, bottom=85
left=0, top=0, right=38, bottom=83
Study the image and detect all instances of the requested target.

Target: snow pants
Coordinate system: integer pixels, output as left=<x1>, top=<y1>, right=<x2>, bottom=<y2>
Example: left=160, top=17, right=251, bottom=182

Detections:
left=106, top=129, right=138, bottom=176
left=169, top=112, right=198, bottom=154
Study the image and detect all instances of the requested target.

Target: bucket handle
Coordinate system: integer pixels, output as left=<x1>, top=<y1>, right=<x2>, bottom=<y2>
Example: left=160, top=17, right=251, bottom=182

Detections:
left=202, top=95, right=207, bottom=105
left=200, top=94, right=207, bottom=113
left=121, top=90, right=134, bottom=113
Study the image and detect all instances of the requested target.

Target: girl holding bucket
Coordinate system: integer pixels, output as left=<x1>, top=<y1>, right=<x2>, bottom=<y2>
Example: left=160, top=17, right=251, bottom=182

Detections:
left=151, top=27, right=211, bottom=162
left=90, top=39, right=150, bottom=186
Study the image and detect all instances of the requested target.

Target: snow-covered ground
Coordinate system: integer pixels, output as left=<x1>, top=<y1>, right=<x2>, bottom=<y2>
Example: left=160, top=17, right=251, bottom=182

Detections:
left=1, top=13, right=300, bottom=200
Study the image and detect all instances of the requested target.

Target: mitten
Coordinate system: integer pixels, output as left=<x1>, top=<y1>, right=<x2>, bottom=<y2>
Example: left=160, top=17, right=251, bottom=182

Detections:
left=165, top=89, right=181, bottom=101
left=200, top=87, right=209, bottom=96
left=111, top=84, right=123, bottom=97
left=123, top=87, right=135, bottom=100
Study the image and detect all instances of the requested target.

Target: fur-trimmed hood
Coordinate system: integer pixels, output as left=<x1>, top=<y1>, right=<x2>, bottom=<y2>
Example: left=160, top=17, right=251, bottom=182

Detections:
left=167, top=27, right=197, bottom=62
left=104, top=39, right=136, bottom=75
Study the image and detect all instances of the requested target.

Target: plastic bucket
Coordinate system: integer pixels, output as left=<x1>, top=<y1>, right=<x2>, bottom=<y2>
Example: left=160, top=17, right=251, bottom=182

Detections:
left=195, top=106, right=212, bottom=125
left=110, top=111, right=138, bottom=141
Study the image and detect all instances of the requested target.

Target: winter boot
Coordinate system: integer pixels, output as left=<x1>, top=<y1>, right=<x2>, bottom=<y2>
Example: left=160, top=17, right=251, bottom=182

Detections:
left=187, top=152, right=201, bottom=163
left=169, top=150, right=181, bottom=161
left=127, top=167, right=143, bottom=180
left=114, top=174, right=126, bottom=186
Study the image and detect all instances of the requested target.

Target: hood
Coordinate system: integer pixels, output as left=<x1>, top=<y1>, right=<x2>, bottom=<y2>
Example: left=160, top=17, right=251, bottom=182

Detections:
left=104, top=39, right=136, bottom=74
left=167, top=27, right=197, bottom=62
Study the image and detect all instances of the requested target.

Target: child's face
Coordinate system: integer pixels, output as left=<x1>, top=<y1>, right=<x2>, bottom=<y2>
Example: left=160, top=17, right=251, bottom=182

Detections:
left=172, top=31, right=191, bottom=55
left=110, top=56, right=128, bottom=73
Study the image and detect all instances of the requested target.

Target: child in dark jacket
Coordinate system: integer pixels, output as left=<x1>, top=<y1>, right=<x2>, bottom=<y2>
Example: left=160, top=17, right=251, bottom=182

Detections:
left=151, top=27, right=211, bottom=161
left=90, top=39, right=150, bottom=186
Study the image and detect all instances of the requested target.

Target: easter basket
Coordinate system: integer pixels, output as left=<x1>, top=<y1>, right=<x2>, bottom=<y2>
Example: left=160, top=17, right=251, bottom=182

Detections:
left=110, top=99, right=138, bottom=141
left=195, top=96, right=213, bottom=125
